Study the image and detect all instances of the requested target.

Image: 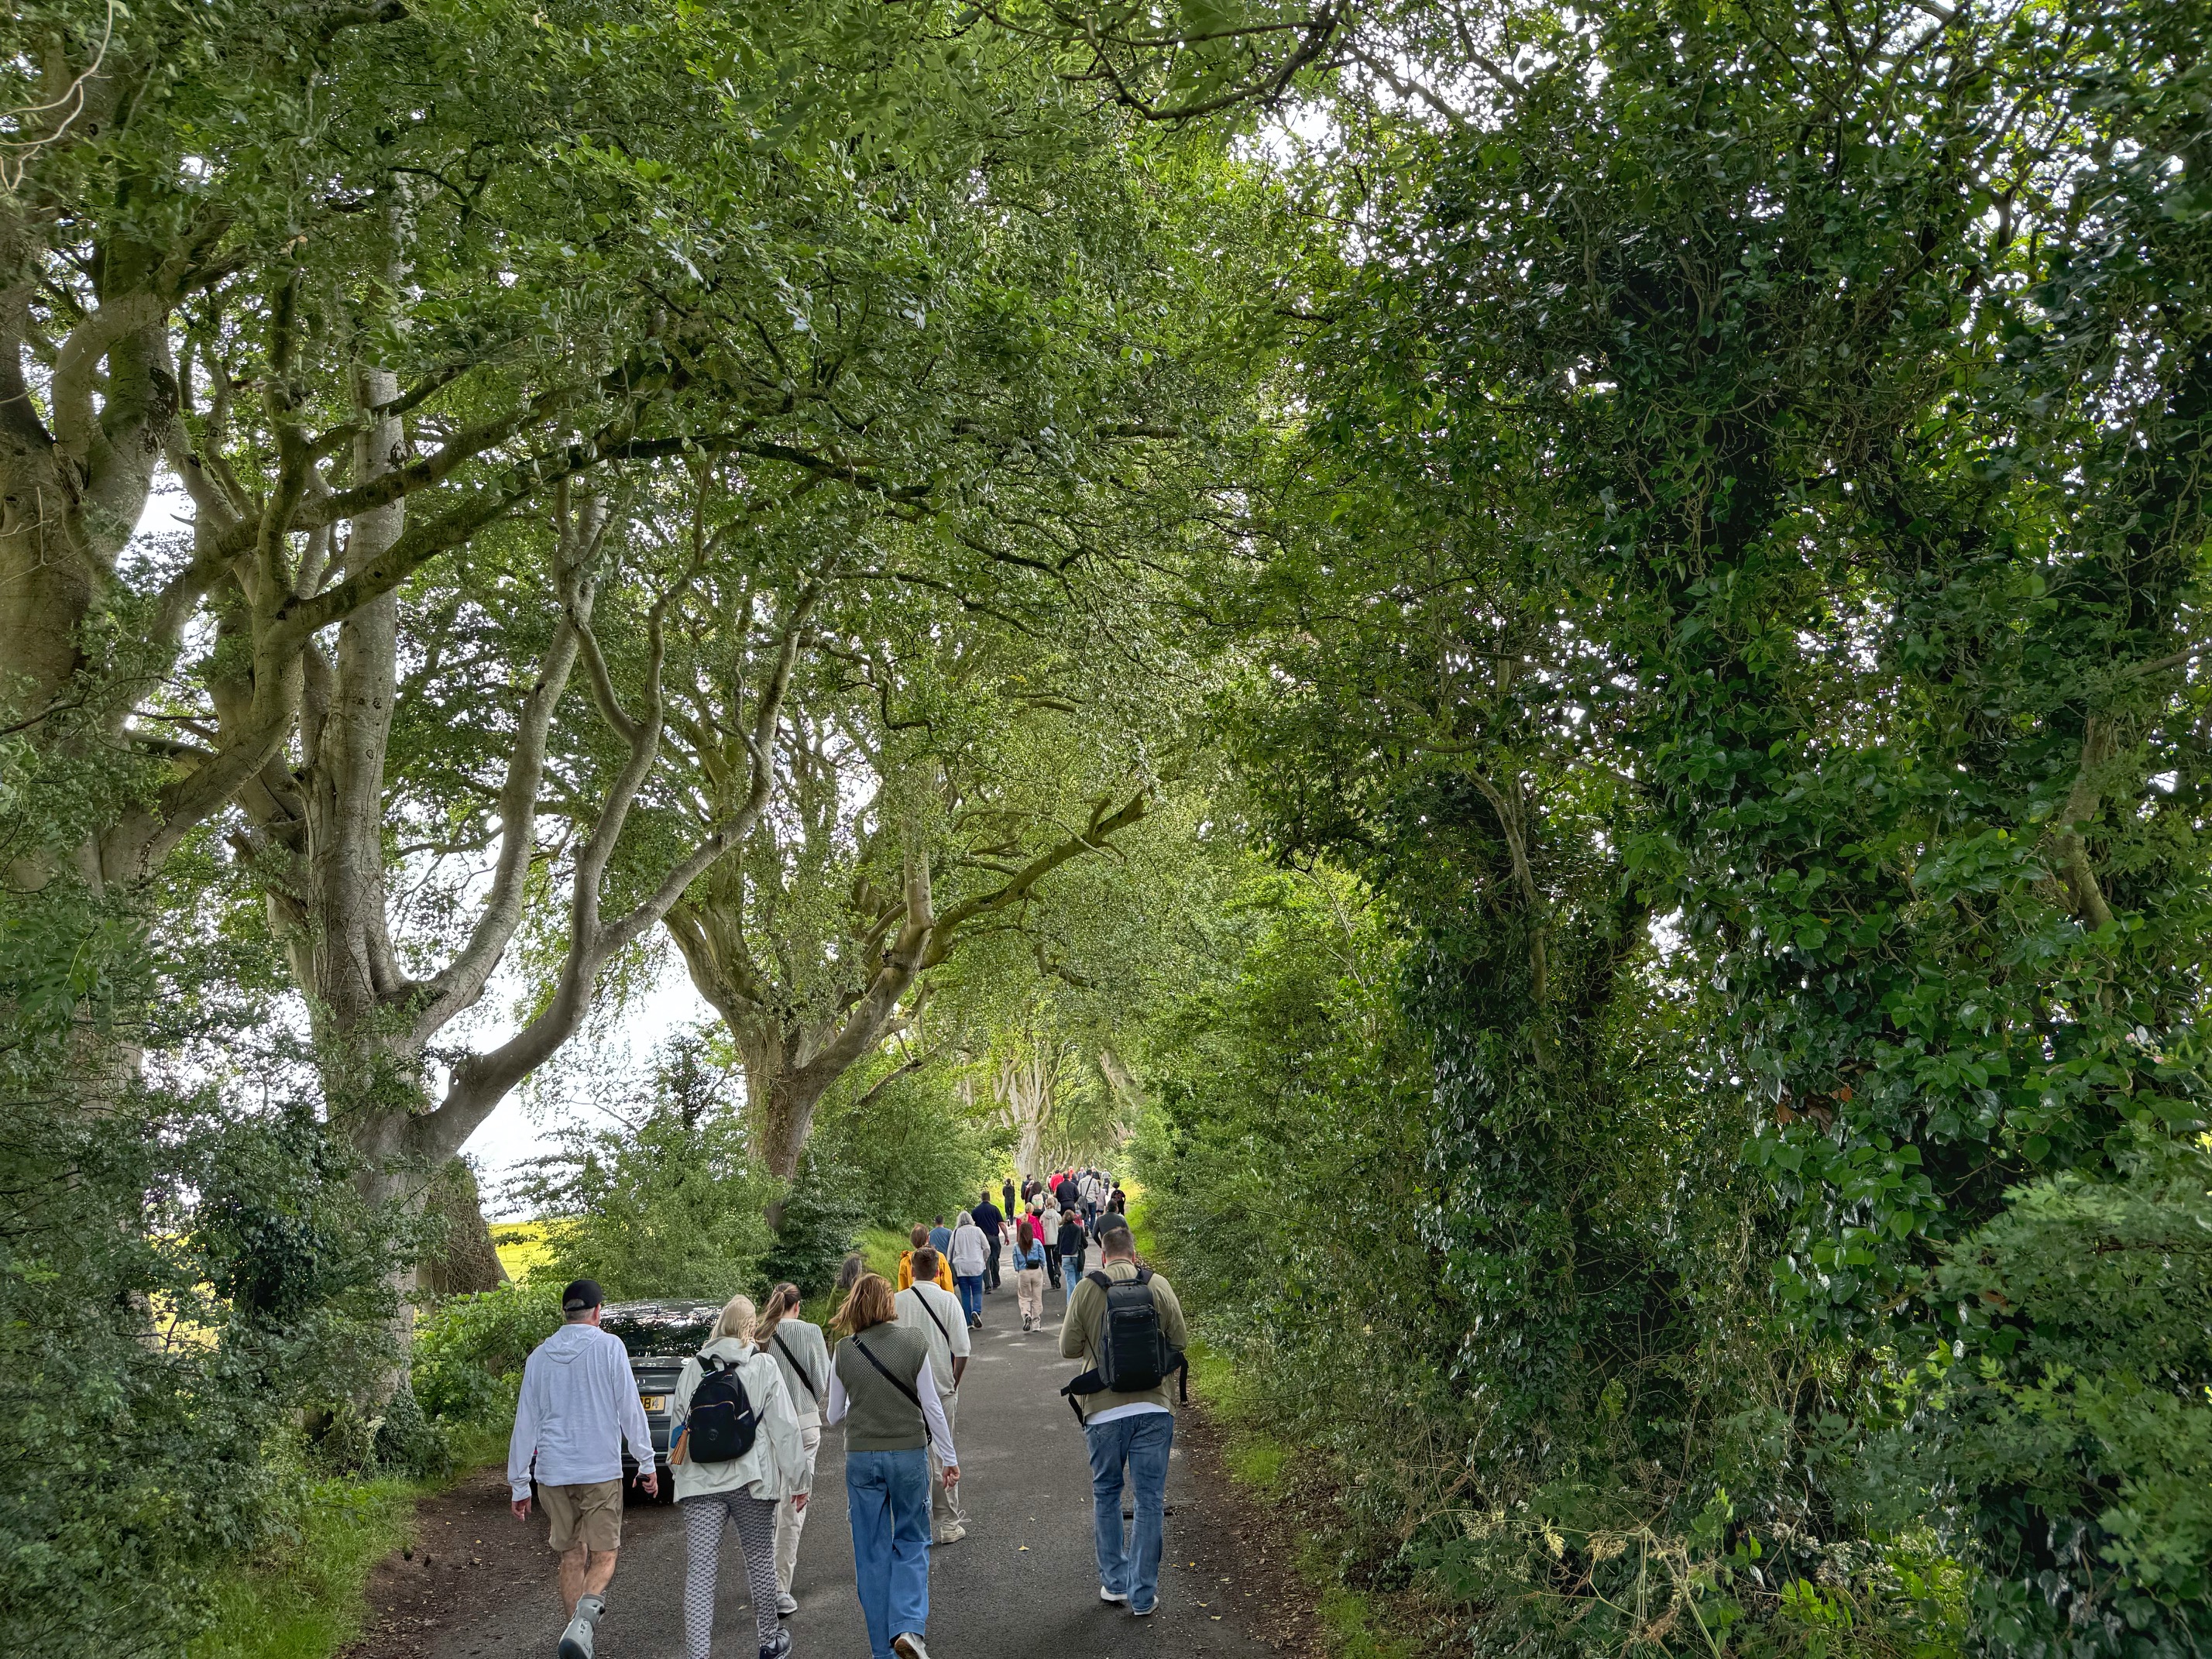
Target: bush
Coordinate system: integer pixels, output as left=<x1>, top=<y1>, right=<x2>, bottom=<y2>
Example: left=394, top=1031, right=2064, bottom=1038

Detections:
left=413, top=1282, right=563, bottom=1426
left=810, top=1063, right=1007, bottom=1230
left=759, top=1146, right=870, bottom=1296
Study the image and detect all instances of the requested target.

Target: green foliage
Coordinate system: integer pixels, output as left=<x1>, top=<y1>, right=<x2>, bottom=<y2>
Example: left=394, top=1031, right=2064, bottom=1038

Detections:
left=809, top=1062, right=1008, bottom=1231
left=758, top=1145, right=872, bottom=1297
left=411, top=1282, right=565, bottom=1427
left=514, top=1094, right=780, bottom=1303
left=187, top=1472, right=420, bottom=1659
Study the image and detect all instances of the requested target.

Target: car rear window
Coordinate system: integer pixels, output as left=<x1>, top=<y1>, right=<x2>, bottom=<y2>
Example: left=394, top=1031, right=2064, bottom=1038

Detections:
left=602, top=1306, right=716, bottom=1356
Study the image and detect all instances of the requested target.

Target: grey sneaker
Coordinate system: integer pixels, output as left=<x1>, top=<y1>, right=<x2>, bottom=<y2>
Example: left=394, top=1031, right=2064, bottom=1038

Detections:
left=932, top=1523, right=967, bottom=1545
left=1132, top=1600, right=1158, bottom=1617
left=761, top=1628, right=794, bottom=1659
left=893, top=1634, right=931, bottom=1659
left=557, top=1614, right=595, bottom=1659
left=777, top=1591, right=799, bottom=1616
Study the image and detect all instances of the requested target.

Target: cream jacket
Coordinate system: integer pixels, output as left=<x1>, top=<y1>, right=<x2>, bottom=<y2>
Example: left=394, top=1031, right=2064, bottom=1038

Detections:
left=671, top=1338, right=809, bottom=1503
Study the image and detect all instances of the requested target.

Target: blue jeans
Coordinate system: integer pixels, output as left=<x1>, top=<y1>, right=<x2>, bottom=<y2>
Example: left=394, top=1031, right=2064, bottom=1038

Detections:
left=1062, top=1255, right=1086, bottom=1314
left=844, top=1448, right=933, bottom=1659
left=955, top=1273, right=984, bottom=1323
left=1086, top=1410, right=1173, bottom=1613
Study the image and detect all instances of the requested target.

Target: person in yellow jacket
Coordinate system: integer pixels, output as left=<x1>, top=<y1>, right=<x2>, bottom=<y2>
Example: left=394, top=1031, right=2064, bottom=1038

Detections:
left=897, top=1222, right=954, bottom=1293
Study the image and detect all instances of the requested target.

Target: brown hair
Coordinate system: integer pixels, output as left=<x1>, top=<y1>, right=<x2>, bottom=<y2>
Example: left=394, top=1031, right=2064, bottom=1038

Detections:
left=908, top=1222, right=929, bottom=1248
left=835, top=1272, right=896, bottom=1335
left=911, top=1247, right=940, bottom=1279
left=1016, top=1217, right=1036, bottom=1250
left=756, top=1282, right=802, bottom=1346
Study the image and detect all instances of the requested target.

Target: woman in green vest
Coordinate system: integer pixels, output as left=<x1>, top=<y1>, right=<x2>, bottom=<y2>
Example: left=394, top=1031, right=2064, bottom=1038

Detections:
left=825, top=1274, right=960, bottom=1659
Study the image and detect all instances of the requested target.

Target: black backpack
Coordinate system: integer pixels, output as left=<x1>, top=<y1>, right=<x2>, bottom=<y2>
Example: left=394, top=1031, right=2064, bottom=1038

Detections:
left=685, top=1354, right=762, bottom=1463
left=1061, top=1268, right=1187, bottom=1421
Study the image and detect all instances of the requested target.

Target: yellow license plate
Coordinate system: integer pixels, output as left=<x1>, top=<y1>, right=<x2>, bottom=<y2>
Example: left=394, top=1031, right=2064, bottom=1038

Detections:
left=641, top=1394, right=669, bottom=1413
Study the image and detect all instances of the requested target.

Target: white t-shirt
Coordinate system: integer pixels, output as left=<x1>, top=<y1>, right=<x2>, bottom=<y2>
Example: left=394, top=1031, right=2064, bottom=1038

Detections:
left=896, top=1282, right=970, bottom=1389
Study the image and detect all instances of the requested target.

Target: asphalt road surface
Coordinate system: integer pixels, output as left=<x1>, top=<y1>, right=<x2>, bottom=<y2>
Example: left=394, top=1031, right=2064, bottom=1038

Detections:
left=420, top=1261, right=1278, bottom=1659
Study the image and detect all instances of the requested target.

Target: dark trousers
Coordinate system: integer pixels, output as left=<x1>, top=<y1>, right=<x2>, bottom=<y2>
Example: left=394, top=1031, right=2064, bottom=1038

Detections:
left=985, top=1235, right=1002, bottom=1289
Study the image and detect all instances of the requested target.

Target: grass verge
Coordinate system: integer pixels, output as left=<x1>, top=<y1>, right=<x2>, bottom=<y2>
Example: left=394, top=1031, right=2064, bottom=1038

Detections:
left=188, top=1474, right=421, bottom=1659
left=190, top=1418, right=512, bottom=1659
left=1152, top=1204, right=1413, bottom=1659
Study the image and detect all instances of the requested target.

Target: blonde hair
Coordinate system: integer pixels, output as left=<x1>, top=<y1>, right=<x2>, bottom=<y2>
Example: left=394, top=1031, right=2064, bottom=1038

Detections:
left=712, top=1293, right=757, bottom=1345
left=834, top=1272, right=896, bottom=1335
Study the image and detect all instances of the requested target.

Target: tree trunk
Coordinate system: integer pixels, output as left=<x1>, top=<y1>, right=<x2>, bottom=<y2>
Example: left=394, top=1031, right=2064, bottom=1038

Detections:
left=420, top=1159, right=510, bottom=1297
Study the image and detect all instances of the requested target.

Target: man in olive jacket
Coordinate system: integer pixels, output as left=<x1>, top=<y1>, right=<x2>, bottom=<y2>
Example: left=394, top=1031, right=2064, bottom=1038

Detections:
left=1059, top=1219, right=1188, bottom=1616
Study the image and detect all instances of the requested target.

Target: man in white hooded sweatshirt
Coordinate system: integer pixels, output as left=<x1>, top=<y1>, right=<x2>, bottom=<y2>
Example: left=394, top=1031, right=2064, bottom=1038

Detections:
left=510, top=1279, right=661, bottom=1659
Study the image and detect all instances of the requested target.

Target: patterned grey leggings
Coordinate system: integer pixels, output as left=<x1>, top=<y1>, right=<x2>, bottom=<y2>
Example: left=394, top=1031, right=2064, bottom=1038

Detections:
left=682, top=1489, right=781, bottom=1659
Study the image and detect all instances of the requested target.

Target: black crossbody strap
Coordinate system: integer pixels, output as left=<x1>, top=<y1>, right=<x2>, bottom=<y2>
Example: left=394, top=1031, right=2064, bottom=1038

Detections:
left=850, top=1334, right=926, bottom=1413
left=907, top=1287, right=953, bottom=1349
left=773, top=1331, right=821, bottom=1404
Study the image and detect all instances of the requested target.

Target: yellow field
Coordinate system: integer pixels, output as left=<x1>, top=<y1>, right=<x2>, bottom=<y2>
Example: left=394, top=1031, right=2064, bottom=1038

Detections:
left=489, top=1220, right=565, bottom=1281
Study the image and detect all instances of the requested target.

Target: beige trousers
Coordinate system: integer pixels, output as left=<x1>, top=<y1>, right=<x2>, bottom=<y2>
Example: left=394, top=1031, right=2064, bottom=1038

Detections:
left=930, top=1386, right=966, bottom=1537
left=1015, top=1266, right=1046, bottom=1324
left=772, top=1424, right=820, bottom=1594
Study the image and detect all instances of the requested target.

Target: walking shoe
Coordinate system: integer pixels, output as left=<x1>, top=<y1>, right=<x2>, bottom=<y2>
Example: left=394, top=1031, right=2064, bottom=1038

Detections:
left=776, top=1592, right=799, bottom=1616
left=894, top=1633, right=931, bottom=1659
left=932, top=1523, right=967, bottom=1544
left=1132, top=1601, right=1158, bottom=1617
left=1100, top=1587, right=1128, bottom=1605
left=558, top=1607, right=599, bottom=1659
left=761, top=1628, right=794, bottom=1659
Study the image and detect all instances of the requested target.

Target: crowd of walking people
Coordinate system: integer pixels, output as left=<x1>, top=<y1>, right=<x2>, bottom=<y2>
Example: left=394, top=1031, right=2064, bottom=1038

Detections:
left=506, top=1167, right=1170, bottom=1659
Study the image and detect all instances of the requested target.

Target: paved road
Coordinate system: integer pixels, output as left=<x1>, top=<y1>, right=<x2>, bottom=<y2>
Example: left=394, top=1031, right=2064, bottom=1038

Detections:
left=431, top=1262, right=1274, bottom=1659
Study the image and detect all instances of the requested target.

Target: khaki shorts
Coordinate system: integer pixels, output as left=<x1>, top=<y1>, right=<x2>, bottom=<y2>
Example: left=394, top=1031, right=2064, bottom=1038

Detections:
left=540, top=1479, right=623, bottom=1554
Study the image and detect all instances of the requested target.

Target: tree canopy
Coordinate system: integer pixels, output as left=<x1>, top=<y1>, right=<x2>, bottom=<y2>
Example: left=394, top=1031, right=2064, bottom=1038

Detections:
left=4, top=0, right=2209, bottom=1653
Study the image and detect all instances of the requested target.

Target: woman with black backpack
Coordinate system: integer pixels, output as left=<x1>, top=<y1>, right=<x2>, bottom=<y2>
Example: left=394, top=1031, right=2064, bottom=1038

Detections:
left=671, top=1294, right=809, bottom=1659
left=826, top=1273, right=960, bottom=1659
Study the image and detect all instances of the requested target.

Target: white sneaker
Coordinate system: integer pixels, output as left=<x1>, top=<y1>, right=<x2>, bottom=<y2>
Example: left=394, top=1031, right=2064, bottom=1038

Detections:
left=776, top=1592, right=798, bottom=1616
left=1132, top=1601, right=1158, bottom=1617
left=933, top=1523, right=967, bottom=1544
left=1100, top=1587, right=1128, bottom=1605
left=894, top=1633, right=932, bottom=1659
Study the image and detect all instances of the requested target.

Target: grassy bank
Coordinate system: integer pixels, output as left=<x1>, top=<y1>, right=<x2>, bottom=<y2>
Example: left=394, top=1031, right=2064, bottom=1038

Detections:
left=1141, top=1202, right=1413, bottom=1659
left=189, top=1410, right=512, bottom=1657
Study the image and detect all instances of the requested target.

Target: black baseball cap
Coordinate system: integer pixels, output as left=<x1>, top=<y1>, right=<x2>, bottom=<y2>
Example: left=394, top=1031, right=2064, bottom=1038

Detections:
left=562, top=1278, right=605, bottom=1314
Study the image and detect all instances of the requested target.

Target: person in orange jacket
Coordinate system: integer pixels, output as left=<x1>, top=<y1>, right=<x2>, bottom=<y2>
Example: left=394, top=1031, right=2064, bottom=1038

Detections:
left=898, top=1222, right=955, bottom=1293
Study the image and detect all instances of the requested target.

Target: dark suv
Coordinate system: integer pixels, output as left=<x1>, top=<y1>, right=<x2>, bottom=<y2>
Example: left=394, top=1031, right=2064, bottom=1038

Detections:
left=601, top=1299, right=720, bottom=1496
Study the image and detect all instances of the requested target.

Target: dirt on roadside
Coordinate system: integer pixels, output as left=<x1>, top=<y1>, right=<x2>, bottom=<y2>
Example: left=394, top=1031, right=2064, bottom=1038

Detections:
left=1174, top=1403, right=1328, bottom=1659
left=343, top=1465, right=562, bottom=1659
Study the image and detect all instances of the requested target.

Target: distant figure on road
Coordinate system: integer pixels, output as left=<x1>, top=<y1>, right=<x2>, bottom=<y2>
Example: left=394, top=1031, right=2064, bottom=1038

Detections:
left=1060, top=1220, right=1189, bottom=1619
left=1001, top=1176, right=1017, bottom=1225
left=1056, top=1207, right=1089, bottom=1316
left=1030, top=1194, right=1057, bottom=1300
left=757, top=1282, right=831, bottom=1617
left=828, top=1273, right=959, bottom=1659
left=670, top=1293, right=809, bottom=1659
left=970, top=1187, right=1006, bottom=1291
left=507, top=1278, right=660, bottom=1659
left=1011, top=1217, right=1049, bottom=1332
left=895, top=1249, right=970, bottom=1545
left=948, top=1210, right=988, bottom=1328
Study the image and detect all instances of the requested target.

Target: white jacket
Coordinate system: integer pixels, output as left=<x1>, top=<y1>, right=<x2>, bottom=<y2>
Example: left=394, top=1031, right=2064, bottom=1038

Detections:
left=508, top=1321, right=658, bottom=1499
left=760, top=1317, right=830, bottom=1431
left=950, top=1221, right=989, bottom=1276
left=670, top=1338, right=809, bottom=1503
